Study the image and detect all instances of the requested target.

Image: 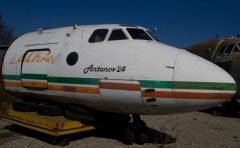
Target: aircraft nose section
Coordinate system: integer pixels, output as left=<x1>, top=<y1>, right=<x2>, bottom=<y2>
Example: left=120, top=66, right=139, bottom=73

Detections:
left=173, top=50, right=236, bottom=112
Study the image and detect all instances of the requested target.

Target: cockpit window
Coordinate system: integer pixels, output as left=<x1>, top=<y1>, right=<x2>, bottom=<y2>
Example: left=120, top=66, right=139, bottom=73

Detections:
left=219, top=46, right=226, bottom=54
left=108, top=29, right=128, bottom=41
left=219, top=44, right=240, bottom=55
left=237, top=44, right=240, bottom=51
left=147, top=31, right=160, bottom=42
left=231, top=44, right=240, bottom=52
left=126, top=28, right=153, bottom=41
left=233, top=46, right=240, bottom=52
left=89, top=29, right=108, bottom=43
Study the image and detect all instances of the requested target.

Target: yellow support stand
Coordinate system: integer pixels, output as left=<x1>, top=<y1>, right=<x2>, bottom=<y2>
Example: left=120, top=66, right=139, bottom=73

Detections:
left=2, top=108, right=95, bottom=136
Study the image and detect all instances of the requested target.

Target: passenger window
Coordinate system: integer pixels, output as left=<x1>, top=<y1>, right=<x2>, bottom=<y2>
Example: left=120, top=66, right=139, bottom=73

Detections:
left=109, top=29, right=127, bottom=41
left=88, top=29, right=108, bottom=43
left=66, top=52, right=78, bottom=66
left=127, top=28, right=153, bottom=40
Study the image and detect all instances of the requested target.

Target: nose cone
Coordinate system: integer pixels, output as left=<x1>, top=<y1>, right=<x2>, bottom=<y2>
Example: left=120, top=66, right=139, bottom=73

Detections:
left=173, top=50, right=236, bottom=112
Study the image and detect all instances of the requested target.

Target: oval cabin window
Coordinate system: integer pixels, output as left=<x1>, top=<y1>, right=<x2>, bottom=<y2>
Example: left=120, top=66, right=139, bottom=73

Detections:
left=66, top=52, right=78, bottom=66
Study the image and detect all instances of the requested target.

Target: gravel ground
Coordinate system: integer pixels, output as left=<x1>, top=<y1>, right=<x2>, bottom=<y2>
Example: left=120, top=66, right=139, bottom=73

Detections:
left=0, top=112, right=240, bottom=148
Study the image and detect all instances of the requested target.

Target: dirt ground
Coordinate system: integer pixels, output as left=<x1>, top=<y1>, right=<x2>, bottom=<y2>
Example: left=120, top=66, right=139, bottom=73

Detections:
left=0, top=111, right=240, bottom=148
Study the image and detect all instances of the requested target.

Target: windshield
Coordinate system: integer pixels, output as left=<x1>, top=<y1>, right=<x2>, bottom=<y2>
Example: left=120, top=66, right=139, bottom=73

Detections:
left=218, top=44, right=240, bottom=55
left=147, top=30, right=160, bottom=42
left=126, top=28, right=153, bottom=41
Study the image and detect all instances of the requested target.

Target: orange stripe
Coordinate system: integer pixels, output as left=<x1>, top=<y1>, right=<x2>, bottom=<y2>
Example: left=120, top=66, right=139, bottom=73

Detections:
left=22, top=81, right=47, bottom=88
left=75, top=86, right=100, bottom=94
left=174, top=92, right=234, bottom=100
left=142, top=91, right=173, bottom=98
left=4, top=81, right=99, bottom=94
left=4, top=81, right=22, bottom=87
left=99, top=82, right=140, bottom=91
left=143, top=91, right=234, bottom=100
left=48, top=85, right=99, bottom=94
left=3, top=81, right=235, bottom=100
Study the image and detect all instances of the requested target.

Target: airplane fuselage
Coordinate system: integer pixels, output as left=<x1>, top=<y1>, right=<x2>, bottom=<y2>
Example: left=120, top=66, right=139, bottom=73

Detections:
left=2, top=25, right=236, bottom=115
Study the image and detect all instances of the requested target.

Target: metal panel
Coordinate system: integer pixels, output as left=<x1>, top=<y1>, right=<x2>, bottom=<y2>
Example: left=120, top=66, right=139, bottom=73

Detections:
left=21, top=50, right=49, bottom=89
left=99, top=79, right=143, bottom=112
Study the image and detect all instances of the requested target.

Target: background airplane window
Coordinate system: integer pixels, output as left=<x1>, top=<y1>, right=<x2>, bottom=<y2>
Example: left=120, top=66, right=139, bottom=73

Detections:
left=127, top=28, right=153, bottom=40
left=108, top=29, right=128, bottom=41
left=233, top=47, right=239, bottom=52
left=234, top=45, right=240, bottom=52
left=225, top=44, right=234, bottom=53
left=88, top=29, right=108, bottom=43
left=233, top=45, right=240, bottom=52
left=219, top=46, right=226, bottom=54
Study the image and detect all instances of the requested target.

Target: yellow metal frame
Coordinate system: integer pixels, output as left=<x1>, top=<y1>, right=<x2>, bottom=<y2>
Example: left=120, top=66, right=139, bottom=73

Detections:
left=2, top=109, right=95, bottom=136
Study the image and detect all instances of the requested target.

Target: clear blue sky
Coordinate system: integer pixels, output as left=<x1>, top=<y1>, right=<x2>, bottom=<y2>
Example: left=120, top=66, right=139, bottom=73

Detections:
left=0, top=0, right=239, bottom=47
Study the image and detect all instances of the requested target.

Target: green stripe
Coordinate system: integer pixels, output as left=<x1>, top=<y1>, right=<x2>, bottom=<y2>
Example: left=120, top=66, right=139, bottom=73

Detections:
left=48, top=76, right=100, bottom=85
left=21, top=74, right=47, bottom=80
left=174, top=81, right=236, bottom=91
left=2, top=74, right=236, bottom=91
left=3, top=75, right=20, bottom=80
left=139, top=80, right=172, bottom=89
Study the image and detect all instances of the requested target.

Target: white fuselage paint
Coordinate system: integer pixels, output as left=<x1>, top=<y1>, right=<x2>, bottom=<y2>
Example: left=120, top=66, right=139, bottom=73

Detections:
left=2, top=24, right=236, bottom=115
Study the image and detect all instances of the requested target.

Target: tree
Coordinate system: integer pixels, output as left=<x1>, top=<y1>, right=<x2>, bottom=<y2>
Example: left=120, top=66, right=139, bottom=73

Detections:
left=0, top=12, right=14, bottom=45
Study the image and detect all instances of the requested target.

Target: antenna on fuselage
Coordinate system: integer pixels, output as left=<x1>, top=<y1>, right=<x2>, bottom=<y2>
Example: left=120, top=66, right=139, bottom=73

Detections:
left=37, top=28, right=44, bottom=34
left=73, top=24, right=79, bottom=29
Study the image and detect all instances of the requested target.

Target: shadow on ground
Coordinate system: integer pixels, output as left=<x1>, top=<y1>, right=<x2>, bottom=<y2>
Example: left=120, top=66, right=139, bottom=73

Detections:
left=4, top=125, right=176, bottom=146
left=201, top=100, right=240, bottom=118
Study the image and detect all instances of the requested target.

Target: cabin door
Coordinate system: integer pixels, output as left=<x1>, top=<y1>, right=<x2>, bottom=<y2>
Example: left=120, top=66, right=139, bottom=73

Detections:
left=21, top=49, right=49, bottom=89
left=99, top=79, right=143, bottom=112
